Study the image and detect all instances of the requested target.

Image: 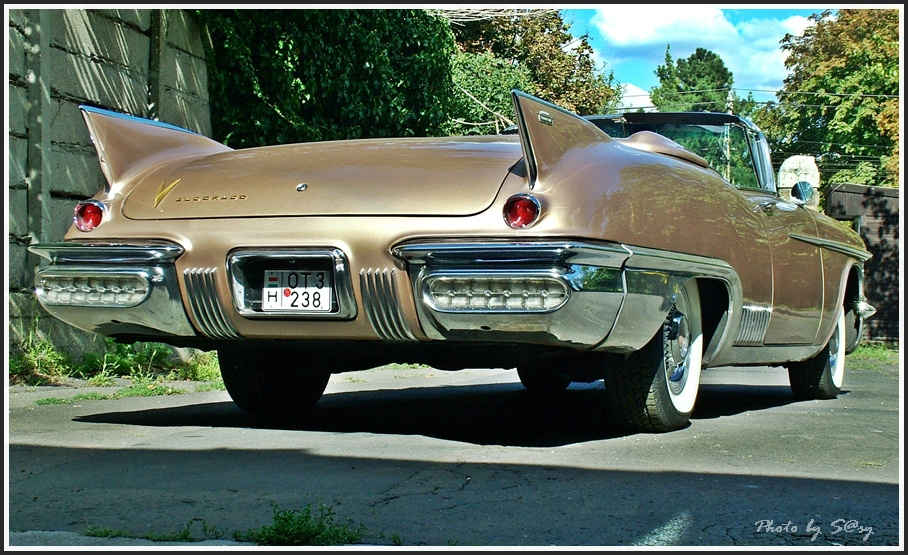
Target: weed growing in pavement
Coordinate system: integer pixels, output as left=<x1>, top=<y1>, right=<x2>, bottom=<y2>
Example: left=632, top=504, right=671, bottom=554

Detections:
left=84, top=519, right=227, bottom=543
left=80, top=503, right=370, bottom=545
left=233, top=502, right=366, bottom=546
left=83, top=526, right=129, bottom=539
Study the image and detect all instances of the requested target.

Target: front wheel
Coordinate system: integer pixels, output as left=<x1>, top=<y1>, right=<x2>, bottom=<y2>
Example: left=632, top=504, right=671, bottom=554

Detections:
left=788, top=309, right=846, bottom=400
left=217, top=344, right=331, bottom=413
left=605, top=281, right=704, bottom=433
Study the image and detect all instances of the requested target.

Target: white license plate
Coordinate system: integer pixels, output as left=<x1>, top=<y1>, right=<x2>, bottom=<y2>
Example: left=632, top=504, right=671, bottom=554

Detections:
left=262, top=269, right=332, bottom=312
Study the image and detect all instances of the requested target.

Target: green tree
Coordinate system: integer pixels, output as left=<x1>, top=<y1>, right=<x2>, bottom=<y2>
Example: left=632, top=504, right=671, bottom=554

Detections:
left=196, top=9, right=455, bottom=147
left=651, top=45, right=737, bottom=112
left=511, top=11, right=620, bottom=114
left=757, top=9, right=899, bottom=188
left=444, top=51, right=535, bottom=135
left=447, top=9, right=620, bottom=116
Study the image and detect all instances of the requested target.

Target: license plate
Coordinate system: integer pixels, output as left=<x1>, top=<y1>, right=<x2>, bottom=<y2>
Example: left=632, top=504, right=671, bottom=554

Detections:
left=262, top=269, right=332, bottom=312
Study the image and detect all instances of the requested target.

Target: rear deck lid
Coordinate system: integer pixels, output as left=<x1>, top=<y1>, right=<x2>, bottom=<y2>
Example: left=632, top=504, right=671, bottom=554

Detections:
left=123, top=136, right=522, bottom=219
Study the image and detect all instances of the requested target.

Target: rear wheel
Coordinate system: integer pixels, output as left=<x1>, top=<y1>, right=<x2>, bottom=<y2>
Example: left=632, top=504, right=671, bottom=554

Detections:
left=788, top=309, right=846, bottom=400
left=217, top=344, right=330, bottom=413
left=517, top=362, right=571, bottom=392
left=605, top=281, right=703, bottom=433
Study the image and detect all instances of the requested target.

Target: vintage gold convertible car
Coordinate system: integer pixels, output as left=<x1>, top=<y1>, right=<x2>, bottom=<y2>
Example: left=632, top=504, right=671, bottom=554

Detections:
left=29, top=91, right=876, bottom=432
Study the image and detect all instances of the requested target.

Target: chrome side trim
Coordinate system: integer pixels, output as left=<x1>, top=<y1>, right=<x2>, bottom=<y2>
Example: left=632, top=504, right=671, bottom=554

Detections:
left=790, top=233, right=872, bottom=262
left=183, top=268, right=240, bottom=339
left=734, top=305, right=772, bottom=346
left=360, top=269, right=417, bottom=342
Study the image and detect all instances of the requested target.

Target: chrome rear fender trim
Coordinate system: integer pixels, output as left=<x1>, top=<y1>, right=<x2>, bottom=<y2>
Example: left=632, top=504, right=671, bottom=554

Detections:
left=599, top=245, right=743, bottom=360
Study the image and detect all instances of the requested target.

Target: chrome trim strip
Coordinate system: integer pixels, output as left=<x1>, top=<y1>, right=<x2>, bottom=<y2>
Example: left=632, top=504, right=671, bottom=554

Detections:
left=28, top=241, right=184, bottom=264
left=80, top=104, right=202, bottom=135
left=360, top=269, right=417, bottom=342
left=609, top=245, right=743, bottom=360
left=512, top=91, right=538, bottom=189
left=183, top=268, right=240, bottom=339
left=790, top=233, right=872, bottom=262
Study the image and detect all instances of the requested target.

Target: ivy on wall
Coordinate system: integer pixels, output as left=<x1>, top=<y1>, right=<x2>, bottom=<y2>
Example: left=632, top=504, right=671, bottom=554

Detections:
left=196, top=9, right=456, bottom=147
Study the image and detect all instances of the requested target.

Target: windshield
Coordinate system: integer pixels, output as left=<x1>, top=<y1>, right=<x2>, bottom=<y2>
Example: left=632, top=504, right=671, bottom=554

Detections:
left=616, top=122, right=760, bottom=190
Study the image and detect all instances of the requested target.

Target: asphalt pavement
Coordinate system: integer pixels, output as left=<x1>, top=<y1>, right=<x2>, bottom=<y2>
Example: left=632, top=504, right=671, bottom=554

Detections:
left=6, top=360, right=902, bottom=547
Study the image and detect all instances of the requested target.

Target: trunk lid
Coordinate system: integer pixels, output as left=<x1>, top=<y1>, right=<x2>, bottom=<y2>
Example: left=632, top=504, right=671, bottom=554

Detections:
left=123, top=136, right=522, bottom=219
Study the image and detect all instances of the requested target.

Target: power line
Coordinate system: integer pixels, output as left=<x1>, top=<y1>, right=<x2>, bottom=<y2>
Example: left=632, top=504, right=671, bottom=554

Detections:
left=621, top=87, right=898, bottom=100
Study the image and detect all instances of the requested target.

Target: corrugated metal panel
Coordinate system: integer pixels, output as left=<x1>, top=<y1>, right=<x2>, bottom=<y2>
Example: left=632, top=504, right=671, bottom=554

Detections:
left=824, top=184, right=900, bottom=344
left=825, top=183, right=899, bottom=219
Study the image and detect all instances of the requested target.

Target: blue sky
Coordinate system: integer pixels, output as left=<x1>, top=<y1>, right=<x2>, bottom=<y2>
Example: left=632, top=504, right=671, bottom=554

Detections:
left=560, top=6, right=833, bottom=109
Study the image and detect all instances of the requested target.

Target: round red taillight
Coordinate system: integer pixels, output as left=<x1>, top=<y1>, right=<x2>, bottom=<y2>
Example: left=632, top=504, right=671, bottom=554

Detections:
left=503, top=194, right=541, bottom=229
left=74, top=201, right=105, bottom=231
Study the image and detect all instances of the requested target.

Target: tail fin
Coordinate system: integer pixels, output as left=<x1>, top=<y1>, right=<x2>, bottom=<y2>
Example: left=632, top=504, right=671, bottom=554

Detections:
left=80, top=106, right=232, bottom=194
left=511, top=90, right=610, bottom=190
left=511, top=91, right=711, bottom=188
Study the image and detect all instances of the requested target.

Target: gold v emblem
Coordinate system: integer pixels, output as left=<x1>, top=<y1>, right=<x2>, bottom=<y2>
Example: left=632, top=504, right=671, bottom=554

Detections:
left=154, top=178, right=181, bottom=207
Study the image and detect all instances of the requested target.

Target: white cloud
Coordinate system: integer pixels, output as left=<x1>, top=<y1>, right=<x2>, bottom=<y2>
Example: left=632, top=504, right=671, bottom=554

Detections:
left=587, top=7, right=823, bottom=102
left=619, top=83, right=653, bottom=111
left=591, top=6, right=737, bottom=49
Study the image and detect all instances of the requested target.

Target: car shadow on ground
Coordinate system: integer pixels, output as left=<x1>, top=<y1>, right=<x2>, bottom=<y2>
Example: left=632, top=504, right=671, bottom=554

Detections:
left=73, top=380, right=809, bottom=447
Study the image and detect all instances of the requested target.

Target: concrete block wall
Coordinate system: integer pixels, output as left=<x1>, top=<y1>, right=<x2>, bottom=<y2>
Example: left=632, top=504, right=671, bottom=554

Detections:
left=7, top=8, right=211, bottom=361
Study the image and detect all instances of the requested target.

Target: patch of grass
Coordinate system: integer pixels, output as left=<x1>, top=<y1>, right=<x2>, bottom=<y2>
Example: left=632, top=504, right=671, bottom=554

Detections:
left=114, top=382, right=187, bottom=397
left=385, top=362, right=431, bottom=370
left=85, top=368, right=117, bottom=387
left=194, top=379, right=226, bottom=392
left=846, top=343, right=900, bottom=369
left=233, top=502, right=365, bottom=546
left=84, top=526, right=129, bottom=539
left=72, top=338, right=180, bottom=381
left=33, top=397, right=74, bottom=406
left=34, top=384, right=187, bottom=405
left=8, top=327, right=74, bottom=386
left=84, top=519, right=227, bottom=543
left=10, top=328, right=224, bottom=392
left=145, top=523, right=194, bottom=543
left=164, top=350, right=222, bottom=382
left=71, top=392, right=116, bottom=402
